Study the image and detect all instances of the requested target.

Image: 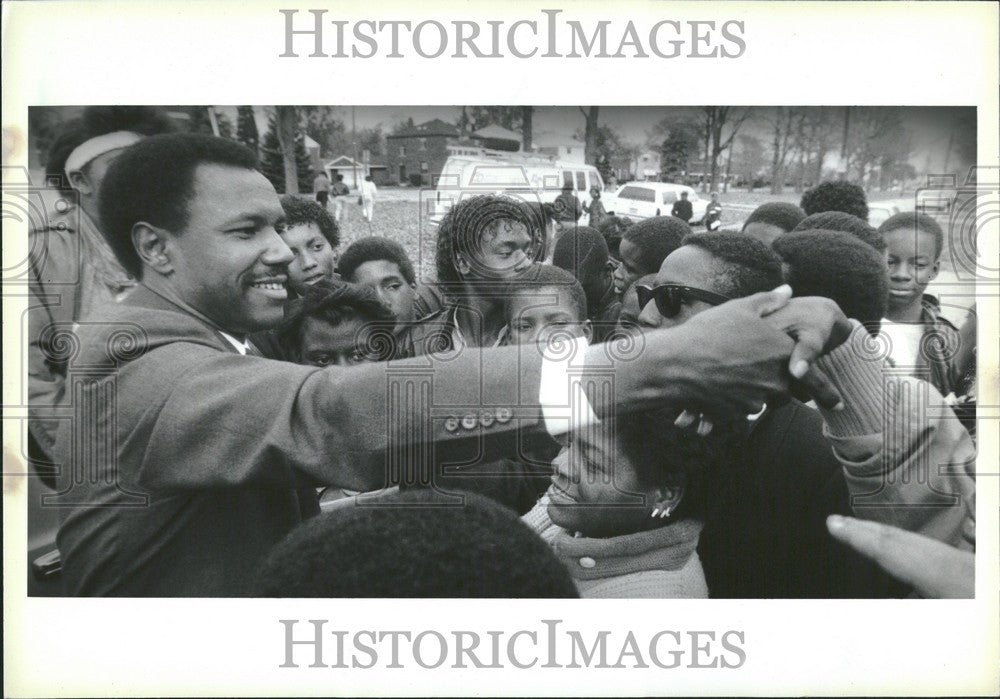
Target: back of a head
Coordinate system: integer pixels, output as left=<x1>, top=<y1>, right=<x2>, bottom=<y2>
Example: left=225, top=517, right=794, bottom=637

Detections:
left=339, top=236, right=416, bottom=286
left=794, top=211, right=884, bottom=251
left=623, top=216, right=691, bottom=275
left=596, top=215, right=633, bottom=259
left=254, top=489, right=579, bottom=598
left=552, top=225, right=609, bottom=287
left=99, top=133, right=260, bottom=279
left=741, top=201, right=806, bottom=235
left=773, top=229, right=889, bottom=332
left=800, top=181, right=869, bottom=221
left=877, top=211, right=945, bottom=260
left=680, top=232, right=784, bottom=298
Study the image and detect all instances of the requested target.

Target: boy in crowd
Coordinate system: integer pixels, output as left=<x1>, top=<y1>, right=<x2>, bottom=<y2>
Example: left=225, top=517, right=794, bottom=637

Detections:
left=793, top=210, right=884, bottom=251
left=741, top=201, right=806, bottom=246
left=878, top=212, right=963, bottom=398
left=800, top=180, right=869, bottom=221
left=278, top=194, right=340, bottom=296
left=278, top=279, right=397, bottom=367
left=337, top=236, right=417, bottom=333
left=616, top=273, right=658, bottom=334
left=503, top=264, right=592, bottom=347
left=551, top=226, right=620, bottom=342
left=611, top=215, right=691, bottom=295
left=401, top=194, right=544, bottom=354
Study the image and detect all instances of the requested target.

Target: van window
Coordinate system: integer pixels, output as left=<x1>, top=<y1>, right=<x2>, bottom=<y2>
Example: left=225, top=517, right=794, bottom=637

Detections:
left=588, top=171, right=602, bottom=192
left=662, top=191, right=678, bottom=204
left=562, top=171, right=574, bottom=189
left=618, top=186, right=655, bottom=203
left=576, top=172, right=586, bottom=191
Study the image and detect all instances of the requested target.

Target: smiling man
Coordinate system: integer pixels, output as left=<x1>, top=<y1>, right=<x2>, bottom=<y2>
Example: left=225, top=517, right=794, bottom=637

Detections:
left=52, top=133, right=851, bottom=597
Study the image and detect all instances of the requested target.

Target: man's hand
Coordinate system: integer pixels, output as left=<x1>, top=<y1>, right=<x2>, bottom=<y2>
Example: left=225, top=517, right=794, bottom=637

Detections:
left=762, top=296, right=852, bottom=409
left=594, top=285, right=799, bottom=420
left=826, top=515, right=974, bottom=599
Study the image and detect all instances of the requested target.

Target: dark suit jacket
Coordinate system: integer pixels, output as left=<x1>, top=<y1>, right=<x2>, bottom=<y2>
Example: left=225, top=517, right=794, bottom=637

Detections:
left=698, top=398, right=905, bottom=598
left=53, top=285, right=555, bottom=596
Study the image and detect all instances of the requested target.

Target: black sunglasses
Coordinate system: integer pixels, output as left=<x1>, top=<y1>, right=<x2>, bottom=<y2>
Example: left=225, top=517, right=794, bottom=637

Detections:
left=635, top=284, right=731, bottom=318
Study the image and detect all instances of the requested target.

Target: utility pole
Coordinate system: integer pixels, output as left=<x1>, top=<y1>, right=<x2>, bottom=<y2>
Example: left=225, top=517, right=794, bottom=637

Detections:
left=840, top=106, right=851, bottom=176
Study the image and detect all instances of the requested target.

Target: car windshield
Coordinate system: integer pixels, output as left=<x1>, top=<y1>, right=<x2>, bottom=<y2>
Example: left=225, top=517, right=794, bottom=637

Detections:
left=619, top=186, right=655, bottom=202
left=662, top=192, right=678, bottom=204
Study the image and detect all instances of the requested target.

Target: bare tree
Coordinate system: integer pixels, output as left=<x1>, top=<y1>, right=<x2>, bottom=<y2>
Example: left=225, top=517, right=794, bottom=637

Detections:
left=579, top=106, right=599, bottom=165
left=769, top=107, right=798, bottom=194
left=703, top=107, right=752, bottom=192
left=275, top=106, right=300, bottom=194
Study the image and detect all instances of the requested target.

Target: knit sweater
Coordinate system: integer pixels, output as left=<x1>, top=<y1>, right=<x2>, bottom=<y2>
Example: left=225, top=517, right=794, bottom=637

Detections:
left=522, top=494, right=708, bottom=598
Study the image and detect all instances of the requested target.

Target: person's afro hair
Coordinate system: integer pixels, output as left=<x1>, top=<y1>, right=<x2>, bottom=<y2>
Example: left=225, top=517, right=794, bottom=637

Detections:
left=621, top=216, right=691, bottom=275
left=878, top=211, right=945, bottom=260
left=253, top=489, right=579, bottom=597
left=338, top=236, right=416, bottom=286
left=741, top=202, right=807, bottom=234
left=680, top=232, right=784, bottom=298
left=435, top=195, right=546, bottom=286
left=773, top=229, right=890, bottom=333
left=800, top=181, right=869, bottom=221
left=504, top=263, right=588, bottom=323
left=278, top=279, right=396, bottom=361
left=794, top=211, right=884, bottom=251
left=279, top=195, right=340, bottom=248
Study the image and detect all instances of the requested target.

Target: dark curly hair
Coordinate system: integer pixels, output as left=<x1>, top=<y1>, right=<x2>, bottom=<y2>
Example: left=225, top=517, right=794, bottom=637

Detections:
left=434, top=195, right=546, bottom=286
left=621, top=215, right=691, bottom=275
left=253, top=489, right=579, bottom=597
left=503, top=263, right=588, bottom=324
left=551, top=225, right=609, bottom=307
left=338, top=236, right=416, bottom=286
left=773, top=229, right=889, bottom=334
left=794, top=211, right=884, bottom=251
left=597, top=215, right=633, bottom=259
left=279, top=194, right=339, bottom=248
left=277, top=279, right=396, bottom=361
left=99, top=133, right=259, bottom=278
left=878, top=211, right=944, bottom=260
left=680, top=232, right=784, bottom=298
left=615, top=408, right=746, bottom=521
left=741, top=201, right=806, bottom=234
left=800, top=181, right=869, bottom=221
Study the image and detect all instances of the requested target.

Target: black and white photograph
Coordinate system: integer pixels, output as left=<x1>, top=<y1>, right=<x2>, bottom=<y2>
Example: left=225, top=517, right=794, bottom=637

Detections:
left=4, top=1, right=998, bottom=697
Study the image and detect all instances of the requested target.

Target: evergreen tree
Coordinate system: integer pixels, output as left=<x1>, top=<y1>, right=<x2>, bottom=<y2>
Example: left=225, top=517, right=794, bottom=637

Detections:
left=260, top=115, right=313, bottom=193
left=236, top=106, right=260, bottom=154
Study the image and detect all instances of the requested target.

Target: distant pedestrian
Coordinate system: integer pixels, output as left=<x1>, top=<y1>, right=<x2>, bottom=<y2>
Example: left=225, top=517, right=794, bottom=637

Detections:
left=705, top=191, right=723, bottom=231
left=360, top=174, right=377, bottom=224
left=313, top=170, right=330, bottom=209
left=670, top=190, right=693, bottom=223
left=583, top=186, right=607, bottom=228
left=553, top=184, right=582, bottom=233
left=330, top=173, right=350, bottom=223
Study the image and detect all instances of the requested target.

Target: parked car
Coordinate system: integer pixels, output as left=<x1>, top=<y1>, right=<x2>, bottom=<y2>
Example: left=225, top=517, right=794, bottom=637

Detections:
left=603, top=182, right=708, bottom=224
left=867, top=198, right=914, bottom=228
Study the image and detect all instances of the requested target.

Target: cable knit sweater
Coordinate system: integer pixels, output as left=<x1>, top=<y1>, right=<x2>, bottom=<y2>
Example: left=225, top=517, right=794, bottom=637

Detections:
left=522, top=494, right=708, bottom=598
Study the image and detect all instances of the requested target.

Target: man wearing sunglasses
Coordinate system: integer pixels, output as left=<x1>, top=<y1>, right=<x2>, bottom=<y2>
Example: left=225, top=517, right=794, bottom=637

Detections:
left=636, top=232, right=904, bottom=598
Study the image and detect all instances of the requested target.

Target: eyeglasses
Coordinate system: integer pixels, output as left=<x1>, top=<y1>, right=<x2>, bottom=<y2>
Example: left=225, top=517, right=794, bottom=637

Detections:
left=635, top=284, right=731, bottom=319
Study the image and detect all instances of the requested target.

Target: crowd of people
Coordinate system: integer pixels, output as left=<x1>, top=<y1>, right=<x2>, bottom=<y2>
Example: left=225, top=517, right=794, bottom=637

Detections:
left=27, top=107, right=977, bottom=599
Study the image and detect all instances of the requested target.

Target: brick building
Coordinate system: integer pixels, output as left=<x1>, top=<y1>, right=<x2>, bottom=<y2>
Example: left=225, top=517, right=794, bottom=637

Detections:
left=385, top=118, right=460, bottom=186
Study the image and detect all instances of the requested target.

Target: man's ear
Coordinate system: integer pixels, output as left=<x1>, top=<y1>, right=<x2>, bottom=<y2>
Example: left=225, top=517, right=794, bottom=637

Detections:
left=927, top=258, right=941, bottom=283
left=581, top=319, right=593, bottom=343
left=132, top=222, right=174, bottom=275
left=649, top=476, right=685, bottom=513
left=66, top=169, right=94, bottom=196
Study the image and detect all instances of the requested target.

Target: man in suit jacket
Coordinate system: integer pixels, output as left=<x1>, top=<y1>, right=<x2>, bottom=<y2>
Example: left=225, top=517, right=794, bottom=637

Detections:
left=49, top=133, right=849, bottom=596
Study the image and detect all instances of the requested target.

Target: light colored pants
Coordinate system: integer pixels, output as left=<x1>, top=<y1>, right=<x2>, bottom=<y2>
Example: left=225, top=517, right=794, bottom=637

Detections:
left=331, top=197, right=344, bottom=223
left=362, top=199, right=375, bottom=222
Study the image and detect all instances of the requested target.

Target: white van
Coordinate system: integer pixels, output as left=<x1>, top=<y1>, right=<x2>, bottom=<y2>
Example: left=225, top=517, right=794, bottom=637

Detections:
left=426, top=148, right=605, bottom=225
